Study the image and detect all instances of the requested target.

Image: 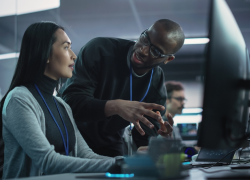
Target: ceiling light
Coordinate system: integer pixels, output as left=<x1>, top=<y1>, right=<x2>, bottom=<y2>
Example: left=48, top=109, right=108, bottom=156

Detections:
left=173, top=115, right=202, bottom=126
left=128, top=37, right=210, bottom=45
left=182, top=108, right=203, bottom=114
left=0, top=53, right=19, bottom=60
left=184, top=38, right=210, bottom=45
left=0, top=0, right=60, bottom=17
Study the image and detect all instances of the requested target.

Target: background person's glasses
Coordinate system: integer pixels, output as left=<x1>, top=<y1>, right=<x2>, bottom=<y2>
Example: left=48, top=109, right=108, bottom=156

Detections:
left=138, top=29, right=174, bottom=59
left=171, top=97, right=187, bottom=103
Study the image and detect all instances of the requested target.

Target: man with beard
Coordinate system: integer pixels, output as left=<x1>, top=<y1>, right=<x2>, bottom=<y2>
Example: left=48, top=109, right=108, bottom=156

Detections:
left=163, top=81, right=186, bottom=139
left=60, top=19, right=185, bottom=157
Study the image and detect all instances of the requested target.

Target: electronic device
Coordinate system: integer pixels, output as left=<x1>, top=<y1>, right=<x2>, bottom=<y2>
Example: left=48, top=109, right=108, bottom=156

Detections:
left=191, top=148, right=236, bottom=166
left=197, top=0, right=250, bottom=149
left=177, top=123, right=197, bottom=140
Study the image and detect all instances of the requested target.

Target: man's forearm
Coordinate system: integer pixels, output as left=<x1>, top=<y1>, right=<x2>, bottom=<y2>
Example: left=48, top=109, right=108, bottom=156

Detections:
left=104, top=100, right=119, bottom=117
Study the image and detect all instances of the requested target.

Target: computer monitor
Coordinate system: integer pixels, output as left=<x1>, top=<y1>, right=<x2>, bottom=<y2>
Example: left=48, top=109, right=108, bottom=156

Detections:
left=177, top=123, right=197, bottom=140
left=197, top=0, right=250, bottom=149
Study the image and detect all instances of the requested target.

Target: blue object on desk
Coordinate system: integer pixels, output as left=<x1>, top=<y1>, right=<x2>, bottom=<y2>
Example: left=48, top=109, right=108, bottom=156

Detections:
left=105, top=172, right=134, bottom=178
left=182, top=162, right=191, bottom=165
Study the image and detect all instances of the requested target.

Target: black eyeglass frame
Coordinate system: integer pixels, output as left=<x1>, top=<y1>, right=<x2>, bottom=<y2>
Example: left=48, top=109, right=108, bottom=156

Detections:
left=139, top=29, right=174, bottom=59
left=170, top=97, right=187, bottom=102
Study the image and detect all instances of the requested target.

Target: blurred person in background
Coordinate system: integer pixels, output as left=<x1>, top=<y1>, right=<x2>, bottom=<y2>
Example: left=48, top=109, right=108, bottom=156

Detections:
left=0, top=22, right=122, bottom=179
left=163, top=81, right=186, bottom=139
left=60, top=19, right=185, bottom=156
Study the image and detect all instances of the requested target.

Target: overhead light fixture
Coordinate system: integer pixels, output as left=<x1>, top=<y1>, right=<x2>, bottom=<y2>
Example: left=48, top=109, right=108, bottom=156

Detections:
left=184, top=38, right=210, bottom=45
left=182, top=108, right=203, bottom=114
left=0, top=52, right=19, bottom=60
left=173, top=115, right=202, bottom=126
left=127, top=37, right=210, bottom=45
left=0, top=38, right=210, bottom=60
left=0, top=0, right=60, bottom=17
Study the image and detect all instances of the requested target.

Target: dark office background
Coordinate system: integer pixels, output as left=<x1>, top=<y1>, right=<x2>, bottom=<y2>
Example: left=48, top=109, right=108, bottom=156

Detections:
left=0, top=0, right=250, bottom=108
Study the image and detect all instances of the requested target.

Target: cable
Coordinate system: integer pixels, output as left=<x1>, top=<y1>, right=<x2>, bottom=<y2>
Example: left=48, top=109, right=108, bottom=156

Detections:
left=201, top=148, right=239, bottom=169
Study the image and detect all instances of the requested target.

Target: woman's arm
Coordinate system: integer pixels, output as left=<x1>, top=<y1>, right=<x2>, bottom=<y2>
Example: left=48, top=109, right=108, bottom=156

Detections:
left=74, top=126, right=123, bottom=160
left=3, top=96, right=116, bottom=174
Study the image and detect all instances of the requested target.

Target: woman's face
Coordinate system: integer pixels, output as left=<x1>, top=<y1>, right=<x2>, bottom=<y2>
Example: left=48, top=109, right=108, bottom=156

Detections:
left=44, top=29, right=77, bottom=80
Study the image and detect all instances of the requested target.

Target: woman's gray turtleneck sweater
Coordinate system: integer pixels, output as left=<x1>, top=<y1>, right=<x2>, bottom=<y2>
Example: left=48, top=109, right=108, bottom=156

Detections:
left=2, top=80, right=121, bottom=179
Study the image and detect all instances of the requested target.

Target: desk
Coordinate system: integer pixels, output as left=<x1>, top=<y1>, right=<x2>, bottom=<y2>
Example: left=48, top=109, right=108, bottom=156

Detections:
left=8, top=166, right=250, bottom=180
left=190, top=166, right=250, bottom=179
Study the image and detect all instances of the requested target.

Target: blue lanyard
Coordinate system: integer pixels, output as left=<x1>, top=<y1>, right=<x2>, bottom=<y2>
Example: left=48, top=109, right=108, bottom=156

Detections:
left=129, top=64, right=154, bottom=130
left=34, top=84, right=69, bottom=156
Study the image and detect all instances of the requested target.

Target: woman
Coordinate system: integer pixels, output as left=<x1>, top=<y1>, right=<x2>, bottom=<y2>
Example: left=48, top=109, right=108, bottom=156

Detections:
left=0, top=22, right=121, bottom=179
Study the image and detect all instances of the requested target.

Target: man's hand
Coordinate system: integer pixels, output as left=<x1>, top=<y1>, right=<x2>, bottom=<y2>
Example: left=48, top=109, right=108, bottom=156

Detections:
left=156, top=111, right=174, bottom=137
left=105, top=100, right=165, bottom=136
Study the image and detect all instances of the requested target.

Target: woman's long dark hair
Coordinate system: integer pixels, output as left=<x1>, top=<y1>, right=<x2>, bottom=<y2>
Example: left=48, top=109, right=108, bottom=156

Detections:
left=0, top=21, right=64, bottom=136
left=0, top=22, right=64, bottom=176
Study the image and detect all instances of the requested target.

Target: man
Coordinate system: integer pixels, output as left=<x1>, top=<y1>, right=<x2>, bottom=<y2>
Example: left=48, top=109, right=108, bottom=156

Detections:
left=163, top=81, right=186, bottom=139
left=164, top=81, right=186, bottom=118
left=60, top=19, right=185, bottom=157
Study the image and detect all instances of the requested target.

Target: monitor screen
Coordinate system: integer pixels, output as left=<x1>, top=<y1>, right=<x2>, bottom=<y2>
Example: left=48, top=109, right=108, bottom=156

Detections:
left=197, top=0, right=250, bottom=149
left=177, top=123, right=197, bottom=140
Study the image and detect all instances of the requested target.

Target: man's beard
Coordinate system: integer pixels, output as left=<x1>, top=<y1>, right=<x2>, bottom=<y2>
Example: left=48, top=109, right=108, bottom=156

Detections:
left=130, top=48, right=164, bottom=69
left=177, top=106, right=184, bottom=114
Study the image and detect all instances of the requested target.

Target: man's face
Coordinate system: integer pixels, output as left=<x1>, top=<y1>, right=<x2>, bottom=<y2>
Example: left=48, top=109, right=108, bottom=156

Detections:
left=131, top=22, right=176, bottom=70
left=166, top=90, right=185, bottom=115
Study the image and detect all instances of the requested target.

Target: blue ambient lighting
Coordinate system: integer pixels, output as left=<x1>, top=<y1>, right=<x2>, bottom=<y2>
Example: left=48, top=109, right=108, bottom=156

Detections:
left=105, top=172, right=134, bottom=178
left=182, top=162, right=191, bottom=165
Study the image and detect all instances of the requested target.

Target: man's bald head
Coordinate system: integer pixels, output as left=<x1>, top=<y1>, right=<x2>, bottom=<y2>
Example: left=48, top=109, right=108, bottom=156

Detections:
left=149, top=19, right=185, bottom=54
left=131, top=19, right=185, bottom=75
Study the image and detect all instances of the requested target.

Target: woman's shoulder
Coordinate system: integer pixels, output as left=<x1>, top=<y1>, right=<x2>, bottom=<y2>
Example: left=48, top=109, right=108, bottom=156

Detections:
left=4, top=86, right=37, bottom=107
left=2, top=86, right=43, bottom=119
left=6, top=86, right=32, bottom=100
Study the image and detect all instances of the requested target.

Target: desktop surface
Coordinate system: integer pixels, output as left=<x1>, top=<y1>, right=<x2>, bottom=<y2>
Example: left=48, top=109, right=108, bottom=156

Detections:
left=7, top=166, right=250, bottom=180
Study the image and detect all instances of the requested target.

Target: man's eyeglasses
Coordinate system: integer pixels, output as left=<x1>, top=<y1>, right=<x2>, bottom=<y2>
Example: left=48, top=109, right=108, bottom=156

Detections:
left=171, top=97, right=187, bottom=103
left=138, top=29, right=173, bottom=59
